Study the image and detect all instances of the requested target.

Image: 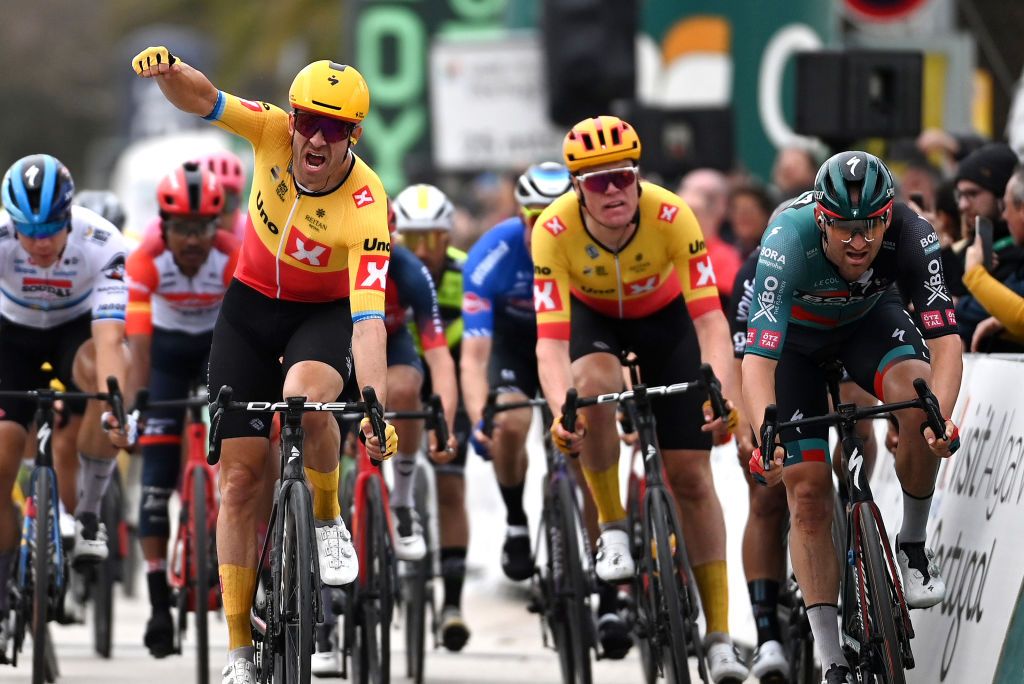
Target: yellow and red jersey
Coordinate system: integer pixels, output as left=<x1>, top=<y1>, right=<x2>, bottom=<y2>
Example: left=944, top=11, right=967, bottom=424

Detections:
left=204, top=91, right=389, bottom=322
left=530, top=182, right=721, bottom=340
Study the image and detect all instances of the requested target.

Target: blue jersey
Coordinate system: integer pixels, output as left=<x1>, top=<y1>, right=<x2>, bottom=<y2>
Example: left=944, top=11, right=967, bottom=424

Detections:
left=462, top=218, right=535, bottom=337
left=385, top=244, right=446, bottom=351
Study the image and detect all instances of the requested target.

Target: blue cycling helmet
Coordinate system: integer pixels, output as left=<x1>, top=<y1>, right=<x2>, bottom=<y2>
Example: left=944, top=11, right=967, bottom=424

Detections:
left=2, top=154, right=75, bottom=238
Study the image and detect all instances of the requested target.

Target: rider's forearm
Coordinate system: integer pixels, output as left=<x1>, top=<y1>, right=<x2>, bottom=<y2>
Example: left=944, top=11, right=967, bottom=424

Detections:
left=694, top=310, right=741, bottom=406
left=152, top=60, right=219, bottom=117
left=926, top=334, right=964, bottom=419
left=459, top=336, right=492, bottom=424
left=352, top=319, right=388, bottom=407
left=92, top=321, right=128, bottom=393
left=424, top=346, right=458, bottom=432
left=741, top=353, right=779, bottom=439
left=126, top=334, right=151, bottom=402
left=537, top=338, right=573, bottom=417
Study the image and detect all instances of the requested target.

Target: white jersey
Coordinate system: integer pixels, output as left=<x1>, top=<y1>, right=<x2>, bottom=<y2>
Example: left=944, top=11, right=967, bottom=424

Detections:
left=0, top=206, right=129, bottom=329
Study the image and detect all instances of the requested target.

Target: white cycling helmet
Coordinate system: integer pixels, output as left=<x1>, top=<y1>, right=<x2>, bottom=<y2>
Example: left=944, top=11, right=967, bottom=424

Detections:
left=393, top=183, right=455, bottom=232
left=515, top=162, right=571, bottom=207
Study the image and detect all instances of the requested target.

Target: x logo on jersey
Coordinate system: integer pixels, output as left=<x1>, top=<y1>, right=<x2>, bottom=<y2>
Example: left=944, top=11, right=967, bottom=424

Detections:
left=658, top=203, right=678, bottom=222
left=352, top=185, right=375, bottom=208
left=291, top=238, right=327, bottom=266
left=695, top=259, right=716, bottom=287
left=626, top=275, right=658, bottom=295
left=751, top=296, right=777, bottom=324
left=924, top=282, right=950, bottom=306
left=360, top=258, right=389, bottom=289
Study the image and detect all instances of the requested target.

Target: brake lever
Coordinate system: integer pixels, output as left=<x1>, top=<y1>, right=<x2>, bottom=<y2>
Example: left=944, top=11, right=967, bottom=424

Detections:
left=362, top=386, right=387, bottom=469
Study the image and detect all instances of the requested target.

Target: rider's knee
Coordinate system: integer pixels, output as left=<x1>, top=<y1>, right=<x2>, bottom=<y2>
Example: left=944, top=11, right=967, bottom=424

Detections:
left=496, top=408, right=531, bottom=444
left=387, top=376, right=422, bottom=410
left=219, top=458, right=264, bottom=509
left=667, top=456, right=714, bottom=501
left=787, top=478, right=832, bottom=534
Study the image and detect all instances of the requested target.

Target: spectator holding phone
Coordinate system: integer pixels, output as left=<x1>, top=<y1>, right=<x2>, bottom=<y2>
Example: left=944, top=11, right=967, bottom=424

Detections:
left=964, top=164, right=1024, bottom=351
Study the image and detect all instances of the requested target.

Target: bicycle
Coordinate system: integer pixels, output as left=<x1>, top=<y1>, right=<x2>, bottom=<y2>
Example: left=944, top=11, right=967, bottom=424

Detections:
left=209, top=385, right=389, bottom=684
left=610, top=361, right=725, bottom=684
left=0, top=376, right=127, bottom=684
left=135, top=388, right=219, bottom=683
left=757, top=362, right=948, bottom=683
left=481, top=391, right=596, bottom=684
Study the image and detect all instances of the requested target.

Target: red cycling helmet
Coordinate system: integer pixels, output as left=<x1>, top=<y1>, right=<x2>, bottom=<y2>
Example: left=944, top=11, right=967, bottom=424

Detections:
left=157, top=161, right=224, bottom=218
left=194, top=150, right=246, bottom=195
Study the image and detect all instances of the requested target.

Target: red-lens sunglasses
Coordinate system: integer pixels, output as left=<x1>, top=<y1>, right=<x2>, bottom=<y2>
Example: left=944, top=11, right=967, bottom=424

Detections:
left=293, top=110, right=355, bottom=144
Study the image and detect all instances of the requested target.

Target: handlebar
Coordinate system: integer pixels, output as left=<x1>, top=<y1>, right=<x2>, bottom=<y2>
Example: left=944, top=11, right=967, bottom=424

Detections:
left=701, top=363, right=727, bottom=420
left=913, top=378, right=947, bottom=438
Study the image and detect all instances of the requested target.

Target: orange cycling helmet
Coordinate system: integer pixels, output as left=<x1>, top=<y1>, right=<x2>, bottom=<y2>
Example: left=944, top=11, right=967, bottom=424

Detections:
left=562, top=115, right=642, bottom=173
left=289, top=61, right=369, bottom=123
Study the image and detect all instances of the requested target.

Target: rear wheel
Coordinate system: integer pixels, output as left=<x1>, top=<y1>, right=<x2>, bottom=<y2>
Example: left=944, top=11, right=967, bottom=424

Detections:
left=646, top=489, right=691, bottom=684
left=857, top=506, right=906, bottom=684
left=279, top=483, right=314, bottom=684
left=31, top=468, right=54, bottom=684
left=404, top=465, right=430, bottom=684
left=192, top=469, right=211, bottom=684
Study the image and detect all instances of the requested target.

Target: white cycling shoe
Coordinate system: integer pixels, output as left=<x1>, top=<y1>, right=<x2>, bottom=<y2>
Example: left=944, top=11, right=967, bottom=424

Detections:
left=71, top=513, right=109, bottom=564
left=896, top=542, right=946, bottom=609
left=315, top=517, right=358, bottom=586
left=595, top=529, right=634, bottom=582
left=391, top=505, right=427, bottom=562
left=706, top=641, right=750, bottom=683
left=750, top=639, right=790, bottom=680
left=222, top=657, right=257, bottom=684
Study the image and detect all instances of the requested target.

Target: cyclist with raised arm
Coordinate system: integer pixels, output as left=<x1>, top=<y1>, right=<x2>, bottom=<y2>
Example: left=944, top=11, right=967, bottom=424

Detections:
left=132, top=47, right=396, bottom=684
left=742, top=151, right=961, bottom=683
left=532, top=116, right=749, bottom=682
left=125, top=161, right=239, bottom=658
left=392, top=183, right=473, bottom=652
left=0, top=154, right=134, bottom=650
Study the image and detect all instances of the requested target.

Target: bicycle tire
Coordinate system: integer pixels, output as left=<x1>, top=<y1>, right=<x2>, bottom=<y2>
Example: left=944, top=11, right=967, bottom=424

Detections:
left=857, top=506, right=906, bottom=684
left=192, top=468, right=210, bottom=684
left=404, top=465, right=430, bottom=684
left=557, top=475, right=594, bottom=684
left=354, top=476, right=391, bottom=684
left=542, top=485, right=575, bottom=684
left=279, top=483, right=315, bottom=684
left=646, top=488, right=691, bottom=684
left=627, top=473, right=657, bottom=684
left=31, top=468, right=53, bottom=684
left=93, top=473, right=121, bottom=658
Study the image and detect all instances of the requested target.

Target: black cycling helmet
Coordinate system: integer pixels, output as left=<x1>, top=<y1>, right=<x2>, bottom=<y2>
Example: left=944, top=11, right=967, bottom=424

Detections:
left=813, top=151, right=894, bottom=222
left=74, top=190, right=126, bottom=232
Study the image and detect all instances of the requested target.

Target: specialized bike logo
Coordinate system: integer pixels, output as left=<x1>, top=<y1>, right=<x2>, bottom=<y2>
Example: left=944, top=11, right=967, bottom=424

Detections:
left=849, top=446, right=864, bottom=489
left=288, top=231, right=332, bottom=266
left=689, top=254, right=716, bottom=289
left=658, top=203, right=679, bottom=223
left=37, top=422, right=52, bottom=456
left=543, top=216, right=567, bottom=237
left=352, top=185, right=376, bottom=208
left=356, top=255, right=389, bottom=291
left=751, top=275, right=780, bottom=324
left=533, top=279, right=562, bottom=312
left=846, top=156, right=861, bottom=177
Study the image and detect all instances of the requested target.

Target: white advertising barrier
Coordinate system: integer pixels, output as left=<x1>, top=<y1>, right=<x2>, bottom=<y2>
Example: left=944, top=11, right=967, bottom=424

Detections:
left=429, top=33, right=564, bottom=171
left=867, top=354, right=1024, bottom=684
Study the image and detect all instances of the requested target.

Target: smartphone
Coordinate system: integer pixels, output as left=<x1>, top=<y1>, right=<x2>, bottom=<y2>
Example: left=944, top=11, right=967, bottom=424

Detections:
left=909, top=192, right=927, bottom=211
left=977, top=215, right=994, bottom=270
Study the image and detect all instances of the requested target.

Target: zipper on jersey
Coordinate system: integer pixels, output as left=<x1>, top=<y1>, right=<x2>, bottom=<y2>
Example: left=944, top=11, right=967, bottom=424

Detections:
left=614, top=254, right=623, bottom=318
left=274, top=193, right=304, bottom=299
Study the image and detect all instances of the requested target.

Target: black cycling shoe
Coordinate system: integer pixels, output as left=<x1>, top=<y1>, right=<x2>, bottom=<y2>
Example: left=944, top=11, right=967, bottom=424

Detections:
left=144, top=608, right=176, bottom=659
left=501, top=526, right=533, bottom=581
left=597, top=612, right=632, bottom=659
left=823, top=663, right=855, bottom=684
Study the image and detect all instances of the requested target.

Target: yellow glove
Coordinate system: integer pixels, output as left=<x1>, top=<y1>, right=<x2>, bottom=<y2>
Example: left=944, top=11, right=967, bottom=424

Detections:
left=703, top=399, right=740, bottom=446
left=131, top=46, right=181, bottom=75
left=550, top=413, right=588, bottom=455
left=359, top=417, right=398, bottom=460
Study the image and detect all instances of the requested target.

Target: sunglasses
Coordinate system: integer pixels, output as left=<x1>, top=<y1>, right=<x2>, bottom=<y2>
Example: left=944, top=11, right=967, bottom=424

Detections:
left=165, top=217, right=218, bottom=239
left=823, top=217, right=886, bottom=244
left=293, top=109, right=355, bottom=144
left=576, top=167, right=638, bottom=194
left=400, top=231, right=446, bottom=250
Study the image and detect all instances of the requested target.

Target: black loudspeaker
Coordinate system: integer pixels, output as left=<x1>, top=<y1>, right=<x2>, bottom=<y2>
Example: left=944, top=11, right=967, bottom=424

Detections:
left=626, top=105, right=735, bottom=180
left=542, top=0, right=638, bottom=127
left=795, top=50, right=922, bottom=143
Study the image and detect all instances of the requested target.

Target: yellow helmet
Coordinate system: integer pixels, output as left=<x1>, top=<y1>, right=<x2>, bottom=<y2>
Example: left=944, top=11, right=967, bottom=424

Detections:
left=562, top=115, right=641, bottom=173
left=289, top=61, right=369, bottom=123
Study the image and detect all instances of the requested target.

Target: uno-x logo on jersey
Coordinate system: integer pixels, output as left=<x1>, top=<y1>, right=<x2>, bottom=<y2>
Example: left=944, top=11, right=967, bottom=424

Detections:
left=240, top=98, right=266, bottom=112
left=543, top=216, right=567, bottom=237
left=533, top=279, right=562, bottom=312
left=356, top=255, right=389, bottom=291
left=462, top=292, right=491, bottom=315
left=689, top=254, right=716, bottom=289
left=658, top=203, right=678, bottom=223
left=287, top=230, right=332, bottom=266
left=625, top=274, right=659, bottom=295
left=352, top=185, right=375, bottom=208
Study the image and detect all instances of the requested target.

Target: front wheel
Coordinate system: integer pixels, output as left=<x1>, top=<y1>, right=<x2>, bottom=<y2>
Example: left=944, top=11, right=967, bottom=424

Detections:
left=857, top=506, right=907, bottom=684
left=645, top=488, right=691, bottom=684
left=191, top=468, right=211, bottom=684
left=353, top=475, right=391, bottom=684
left=278, top=482, right=315, bottom=684
left=93, top=471, right=122, bottom=659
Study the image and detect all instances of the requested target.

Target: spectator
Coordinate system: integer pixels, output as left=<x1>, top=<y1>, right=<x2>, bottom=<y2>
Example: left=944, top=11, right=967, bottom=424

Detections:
left=727, top=182, right=772, bottom=256
left=954, top=143, right=1018, bottom=247
left=964, top=165, right=1024, bottom=351
left=897, top=156, right=941, bottom=211
left=678, top=169, right=742, bottom=300
left=933, top=181, right=968, bottom=298
left=770, top=145, right=817, bottom=199
left=916, top=127, right=987, bottom=177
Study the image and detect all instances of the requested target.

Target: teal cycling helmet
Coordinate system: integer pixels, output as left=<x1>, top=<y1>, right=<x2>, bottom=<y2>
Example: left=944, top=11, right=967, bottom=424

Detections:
left=813, top=150, right=895, bottom=222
